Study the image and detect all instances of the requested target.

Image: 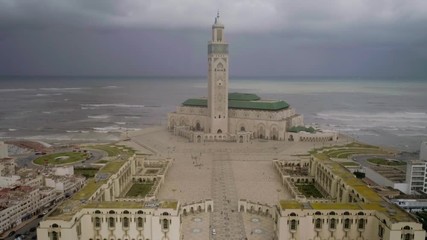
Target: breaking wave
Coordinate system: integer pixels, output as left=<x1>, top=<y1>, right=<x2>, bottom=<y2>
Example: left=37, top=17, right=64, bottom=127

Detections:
left=81, top=104, right=145, bottom=109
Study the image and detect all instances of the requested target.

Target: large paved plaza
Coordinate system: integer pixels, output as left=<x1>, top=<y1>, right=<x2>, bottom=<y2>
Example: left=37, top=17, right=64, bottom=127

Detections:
left=121, top=127, right=345, bottom=239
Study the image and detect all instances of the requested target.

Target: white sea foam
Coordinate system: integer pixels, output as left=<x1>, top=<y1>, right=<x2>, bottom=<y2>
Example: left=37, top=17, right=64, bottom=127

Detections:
left=40, top=87, right=85, bottom=91
left=81, top=104, right=145, bottom=109
left=102, top=86, right=121, bottom=89
left=0, top=88, right=35, bottom=92
left=35, top=93, right=63, bottom=97
left=8, top=129, right=17, bottom=131
left=124, top=116, right=141, bottom=119
left=114, top=122, right=126, bottom=125
left=316, top=111, right=427, bottom=127
left=66, top=130, right=79, bottom=133
left=88, top=115, right=110, bottom=119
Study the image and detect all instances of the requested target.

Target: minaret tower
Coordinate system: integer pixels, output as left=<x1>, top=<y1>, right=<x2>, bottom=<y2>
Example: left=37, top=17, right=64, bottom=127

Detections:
left=208, top=12, right=229, bottom=134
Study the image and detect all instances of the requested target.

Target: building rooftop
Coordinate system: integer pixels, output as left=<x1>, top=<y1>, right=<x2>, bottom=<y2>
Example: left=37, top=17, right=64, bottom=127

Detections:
left=182, top=92, right=289, bottom=111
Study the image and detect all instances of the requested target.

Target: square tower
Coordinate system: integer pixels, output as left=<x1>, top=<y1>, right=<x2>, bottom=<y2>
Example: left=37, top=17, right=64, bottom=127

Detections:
left=207, top=13, right=229, bottom=134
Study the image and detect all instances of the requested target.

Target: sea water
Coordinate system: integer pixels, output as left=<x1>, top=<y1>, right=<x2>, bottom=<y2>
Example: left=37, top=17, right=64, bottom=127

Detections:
left=0, top=76, right=426, bottom=151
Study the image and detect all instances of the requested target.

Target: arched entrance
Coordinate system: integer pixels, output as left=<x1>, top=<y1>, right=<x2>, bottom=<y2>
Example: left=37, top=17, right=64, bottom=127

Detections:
left=195, top=122, right=201, bottom=131
left=217, top=129, right=222, bottom=134
left=240, top=126, right=245, bottom=132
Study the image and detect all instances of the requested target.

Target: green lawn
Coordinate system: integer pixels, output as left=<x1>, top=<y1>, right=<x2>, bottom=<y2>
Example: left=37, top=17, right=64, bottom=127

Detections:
left=89, top=145, right=136, bottom=157
left=125, top=183, right=154, bottom=197
left=367, top=158, right=406, bottom=166
left=74, top=167, right=100, bottom=178
left=34, top=152, right=88, bottom=165
left=296, top=184, right=324, bottom=198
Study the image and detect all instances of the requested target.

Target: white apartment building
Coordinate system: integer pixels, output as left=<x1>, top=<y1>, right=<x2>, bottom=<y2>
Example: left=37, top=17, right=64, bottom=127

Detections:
left=0, top=186, right=39, bottom=234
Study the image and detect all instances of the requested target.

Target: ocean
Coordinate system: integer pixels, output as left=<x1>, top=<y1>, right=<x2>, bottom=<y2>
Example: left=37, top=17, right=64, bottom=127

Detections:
left=0, top=76, right=426, bottom=151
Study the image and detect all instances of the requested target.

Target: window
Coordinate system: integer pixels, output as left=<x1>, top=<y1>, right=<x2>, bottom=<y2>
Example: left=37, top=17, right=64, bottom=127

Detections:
left=109, top=217, right=115, bottom=228
left=137, top=217, right=143, bottom=228
left=51, top=231, right=59, bottom=240
left=123, top=217, right=129, bottom=228
left=315, top=218, right=322, bottom=229
left=344, top=218, right=350, bottom=229
left=162, top=219, right=169, bottom=230
left=95, top=217, right=101, bottom=228
left=404, top=233, right=413, bottom=240
left=330, top=218, right=336, bottom=229
left=290, top=219, right=297, bottom=230
left=358, top=219, right=365, bottom=229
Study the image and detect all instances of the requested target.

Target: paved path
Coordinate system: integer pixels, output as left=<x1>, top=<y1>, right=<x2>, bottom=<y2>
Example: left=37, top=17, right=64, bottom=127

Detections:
left=210, top=150, right=247, bottom=240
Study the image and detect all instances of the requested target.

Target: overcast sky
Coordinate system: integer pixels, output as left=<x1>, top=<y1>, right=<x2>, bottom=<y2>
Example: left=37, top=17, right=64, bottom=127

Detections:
left=1, top=0, right=427, bottom=77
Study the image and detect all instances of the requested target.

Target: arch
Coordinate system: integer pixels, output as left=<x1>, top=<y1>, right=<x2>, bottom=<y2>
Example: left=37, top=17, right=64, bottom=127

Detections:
left=257, top=124, right=266, bottom=139
left=239, top=135, right=244, bottom=143
left=137, top=217, right=143, bottom=228
left=197, top=205, right=202, bottom=212
left=315, top=218, right=322, bottom=229
left=217, top=62, right=224, bottom=69
left=288, top=134, right=294, bottom=141
left=344, top=218, right=350, bottom=229
left=52, top=224, right=59, bottom=228
left=240, top=205, right=245, bottom=212
left=195, top=122, right=201, bottom=131
left=197, top=135, right=202, bottom=143
left=207, top=205, right=212, bottom=212
left=217, top=129, right=222, bottom=134
left=240, top=126, right=246, bottom=132
left=290, top=219, right=297, bottom=230
left=270, top=125, right=279, bottom=140
left=162, top=219, right=169, bottom=230
left=52, top=231, right=59, bottom=240
left=183, top=209, right=187, bottom=216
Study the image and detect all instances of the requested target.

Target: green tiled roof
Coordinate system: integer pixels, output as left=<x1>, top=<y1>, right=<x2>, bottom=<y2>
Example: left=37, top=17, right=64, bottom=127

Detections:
left=182, top=93, right=289, bottom=111
left=228, top=92, right=260, bottom=101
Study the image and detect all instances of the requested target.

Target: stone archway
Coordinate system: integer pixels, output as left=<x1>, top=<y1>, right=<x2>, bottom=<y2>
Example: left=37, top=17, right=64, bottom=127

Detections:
left=240, top=126, right=246, bottom=132
left=257, top=124, right=265, bottom=139
left=288, top=135, right=294, bottom=141
left=195, top=122, right=201, bottom=131
left=217, top=129, right=222, bottom=134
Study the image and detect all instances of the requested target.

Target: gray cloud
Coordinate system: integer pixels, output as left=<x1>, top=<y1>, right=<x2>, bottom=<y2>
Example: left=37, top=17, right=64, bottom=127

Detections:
left=0, top=0, right=426, bottom=77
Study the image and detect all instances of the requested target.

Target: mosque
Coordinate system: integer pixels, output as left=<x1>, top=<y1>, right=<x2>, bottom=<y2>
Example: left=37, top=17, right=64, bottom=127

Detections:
left=168, top=13, right=337, bottom=143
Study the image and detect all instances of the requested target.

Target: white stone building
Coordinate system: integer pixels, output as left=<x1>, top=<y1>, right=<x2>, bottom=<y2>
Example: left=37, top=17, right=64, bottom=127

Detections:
left=37, top=151, right=182, bottom=240
left=0, top=186, right=40, bottom=234
left=238, top=155, right=425, bottom=240
left=168, top=15, right=337, bottom=143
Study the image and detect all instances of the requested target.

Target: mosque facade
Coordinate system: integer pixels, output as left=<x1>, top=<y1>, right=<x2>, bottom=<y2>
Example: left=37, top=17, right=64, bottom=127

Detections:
left=168, top=14, right=337, bottom=143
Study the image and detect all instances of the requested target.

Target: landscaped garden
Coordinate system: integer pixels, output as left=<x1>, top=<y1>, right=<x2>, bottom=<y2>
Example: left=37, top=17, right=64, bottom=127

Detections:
left=34, top=152, right=88, bottom=165
left=125, top=183, right=154, bottom=197
left=74, top=167, right=100, bottom=178
left=367, top=158, right=406, bottom=166
left=312, top=142, right=390, bottom=159
left=88, top=144, right=135, bottom=157
left=295, top=183, right=324, bottom=198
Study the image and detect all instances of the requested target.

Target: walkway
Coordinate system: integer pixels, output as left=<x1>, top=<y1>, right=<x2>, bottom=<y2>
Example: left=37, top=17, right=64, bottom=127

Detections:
left=210, top=150, right=247, bottom=240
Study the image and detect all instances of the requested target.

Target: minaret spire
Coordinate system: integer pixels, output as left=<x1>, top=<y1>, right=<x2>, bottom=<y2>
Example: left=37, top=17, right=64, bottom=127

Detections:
left=215, top=10, right=220, bottom=23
